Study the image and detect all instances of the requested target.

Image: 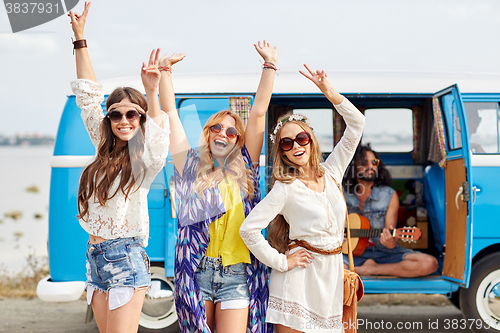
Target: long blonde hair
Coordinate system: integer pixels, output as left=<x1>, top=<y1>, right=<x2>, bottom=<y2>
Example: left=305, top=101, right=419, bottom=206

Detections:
left=195, top=110, right=255, bottom=200
left=268, top=113, right=325, bottom=253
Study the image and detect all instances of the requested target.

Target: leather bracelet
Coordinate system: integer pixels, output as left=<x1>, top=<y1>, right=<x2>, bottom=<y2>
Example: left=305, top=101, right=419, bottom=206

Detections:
left=72, top=39, right=87, bottom=55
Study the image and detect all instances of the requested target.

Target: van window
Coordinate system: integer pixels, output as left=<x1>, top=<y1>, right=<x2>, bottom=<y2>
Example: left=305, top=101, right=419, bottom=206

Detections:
left=363, top=108, right=413, bottom=152
left=293, top=109, right=334, bottom=152
left=463, top=102, right=499, bottom=154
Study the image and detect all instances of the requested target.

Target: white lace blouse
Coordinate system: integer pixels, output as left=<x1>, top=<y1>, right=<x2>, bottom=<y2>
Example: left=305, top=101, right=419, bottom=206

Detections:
left=240, top=97, right=365, bottom=272
left=71, top=79, right=170, bottom=247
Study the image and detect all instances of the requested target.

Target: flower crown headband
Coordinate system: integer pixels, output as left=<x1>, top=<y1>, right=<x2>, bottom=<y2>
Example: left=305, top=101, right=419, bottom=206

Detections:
left=269, top=114, right=311, bottom=144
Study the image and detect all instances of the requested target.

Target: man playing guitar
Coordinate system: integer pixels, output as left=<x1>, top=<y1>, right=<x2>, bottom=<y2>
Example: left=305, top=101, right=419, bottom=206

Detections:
left=342, top=144, right=438, bottom=277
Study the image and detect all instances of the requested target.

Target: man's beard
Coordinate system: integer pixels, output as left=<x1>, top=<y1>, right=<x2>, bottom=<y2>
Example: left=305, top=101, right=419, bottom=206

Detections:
left=358, top=171, right=376, bottom=182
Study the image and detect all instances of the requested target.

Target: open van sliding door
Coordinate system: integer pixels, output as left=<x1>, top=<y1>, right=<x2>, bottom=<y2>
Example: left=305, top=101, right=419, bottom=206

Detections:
left=434, top=85, right=472, bottom=287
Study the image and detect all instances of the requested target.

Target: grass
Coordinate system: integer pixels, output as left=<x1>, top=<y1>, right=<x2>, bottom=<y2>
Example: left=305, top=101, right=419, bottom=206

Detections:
left=0, top=253, right=49, bottom=298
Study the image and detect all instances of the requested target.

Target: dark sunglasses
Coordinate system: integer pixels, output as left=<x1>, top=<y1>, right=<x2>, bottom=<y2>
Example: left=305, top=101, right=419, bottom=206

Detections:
left=357, top=159, right=380, bottom=167
left=279, top=131, right=311, bottom=151
left=107, top=110, right=141, bottom=123
left=209, top=123, right=239, bottom=139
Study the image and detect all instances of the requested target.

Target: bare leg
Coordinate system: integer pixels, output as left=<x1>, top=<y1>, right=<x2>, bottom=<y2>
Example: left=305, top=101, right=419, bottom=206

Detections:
left=205, top=301, right=215, bottom=332
left=275, top=324, right=302, bottom=333
left=355, top=253, right=438, bottom=277
left=106, top=288, right=147, bottom=333
left=214, top=302, right=249, bottom=333
left=91, top=290, right=108, bottom=333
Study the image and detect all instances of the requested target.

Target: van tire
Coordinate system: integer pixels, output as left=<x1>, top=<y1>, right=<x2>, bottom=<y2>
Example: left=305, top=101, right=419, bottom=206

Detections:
left=460, top=253, right=500, bottom=332
left=139, top=266, right=180, bottom=333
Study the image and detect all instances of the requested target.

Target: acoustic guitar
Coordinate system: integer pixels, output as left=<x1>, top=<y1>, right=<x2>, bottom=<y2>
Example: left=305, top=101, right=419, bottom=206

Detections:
left=342, top=213, right=422, bottom=256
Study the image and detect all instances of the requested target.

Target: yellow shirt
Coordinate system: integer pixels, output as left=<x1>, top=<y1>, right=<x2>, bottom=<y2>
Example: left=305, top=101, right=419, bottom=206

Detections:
left=205, top=177, right=251, bottom=266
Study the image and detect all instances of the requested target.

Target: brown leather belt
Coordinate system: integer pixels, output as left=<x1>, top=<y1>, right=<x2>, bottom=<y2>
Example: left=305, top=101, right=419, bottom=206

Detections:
left=288, top=239, right=342, bottom=255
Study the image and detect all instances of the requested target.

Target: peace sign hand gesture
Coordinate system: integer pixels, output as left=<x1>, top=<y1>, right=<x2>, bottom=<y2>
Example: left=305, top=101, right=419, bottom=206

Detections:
left=68, top=1, right=90, bottom=40
left=299, top=64, right=333, bottom=94
left=141, top=48, right=162, bottom=92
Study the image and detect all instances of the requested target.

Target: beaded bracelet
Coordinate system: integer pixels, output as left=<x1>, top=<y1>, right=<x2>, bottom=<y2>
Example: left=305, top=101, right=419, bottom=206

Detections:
left=263, top=62, right=277, bottom=71
left=158, top=65, right=172, bottom=73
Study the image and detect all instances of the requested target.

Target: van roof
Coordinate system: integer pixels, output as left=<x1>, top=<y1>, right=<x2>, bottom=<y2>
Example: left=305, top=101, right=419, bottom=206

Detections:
left=71, top=71, right=500, bottom=96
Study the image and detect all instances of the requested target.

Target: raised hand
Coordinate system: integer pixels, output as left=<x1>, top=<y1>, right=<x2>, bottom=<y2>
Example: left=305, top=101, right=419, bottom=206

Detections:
left=68, top=1, right=90, bottom=40
left=286, top=248, right=314, bottom=270
left=299, top=64, right=333, bottom=93
left=141, top=48, right=161, bottom=92
left=254, top=40, right=278, bottom=65
left=300, top=64, right=344, bottom=105
left=158, top=53, right=186, bottom=71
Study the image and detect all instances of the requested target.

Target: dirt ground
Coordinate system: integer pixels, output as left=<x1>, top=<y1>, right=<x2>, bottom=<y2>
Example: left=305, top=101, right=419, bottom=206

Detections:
left=0, top=298, right=99, bottom=333
left=0, top=294, right=454, bottom=333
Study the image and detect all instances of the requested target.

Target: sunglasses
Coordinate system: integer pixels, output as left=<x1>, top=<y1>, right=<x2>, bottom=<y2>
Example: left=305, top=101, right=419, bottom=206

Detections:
left=357, top=159, right=380, bottom=167
left=209, top=123, right=239, bottom=139
left=279, top=131, right=311, bottom=151
left=107, top=110, right=141, bottom=123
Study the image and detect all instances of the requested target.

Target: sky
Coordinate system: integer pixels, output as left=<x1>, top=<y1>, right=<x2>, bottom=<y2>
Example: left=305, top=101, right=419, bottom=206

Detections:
left=1, top=0, right=500, bottom=136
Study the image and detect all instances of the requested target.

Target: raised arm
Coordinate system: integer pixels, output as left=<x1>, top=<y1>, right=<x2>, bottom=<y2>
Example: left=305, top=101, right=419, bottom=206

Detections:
left=158, top=53, right=189, bottom=175
left=68, top=2, right=104, bottom=147
left=300, top=64, right=365, bottom=181
left=141, top=49, right=163, bottom=128
left=68, top=2, right=95, bottom=82
left=245, top=41, right=278, bottom=164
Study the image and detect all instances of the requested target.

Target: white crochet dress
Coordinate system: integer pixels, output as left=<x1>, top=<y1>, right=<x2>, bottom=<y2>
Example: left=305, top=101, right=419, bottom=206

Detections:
left=240, top=97, right=364, bottom=332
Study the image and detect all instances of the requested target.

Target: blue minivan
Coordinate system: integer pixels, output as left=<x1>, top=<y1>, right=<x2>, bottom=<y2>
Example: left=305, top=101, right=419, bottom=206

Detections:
left=37, top=75, right=500, bottom=333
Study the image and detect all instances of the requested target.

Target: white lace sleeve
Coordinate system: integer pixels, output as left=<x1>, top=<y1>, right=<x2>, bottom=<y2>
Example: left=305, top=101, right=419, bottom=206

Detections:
left=71, top=79, right=105, bottom=148
left=324, top=97, right=365, bottom=182
left=142, top=112, right=170, bottom=172
left=240, top=181, right=289, bottom=272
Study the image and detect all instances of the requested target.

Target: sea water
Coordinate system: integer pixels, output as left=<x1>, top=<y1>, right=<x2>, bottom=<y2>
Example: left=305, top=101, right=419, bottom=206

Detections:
left=0, top=145, right=52, bottom=275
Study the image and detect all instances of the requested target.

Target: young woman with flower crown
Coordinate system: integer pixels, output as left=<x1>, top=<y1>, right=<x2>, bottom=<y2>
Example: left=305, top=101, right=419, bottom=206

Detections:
left=158, top=42, right=278, bottom=332
left=240, top=65, right=365, bottom=332
left=68, top=3, right=170, bottom=332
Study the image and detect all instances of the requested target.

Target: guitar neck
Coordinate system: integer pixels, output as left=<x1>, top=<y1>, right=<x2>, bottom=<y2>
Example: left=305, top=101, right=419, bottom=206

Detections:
left=349, top=228, right=385, bottom=238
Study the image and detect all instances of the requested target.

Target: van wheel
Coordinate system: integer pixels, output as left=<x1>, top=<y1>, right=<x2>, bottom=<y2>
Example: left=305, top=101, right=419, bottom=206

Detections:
left=138, top=266, right=180, bottom=333
left=460, top=253, right=500, bottom=332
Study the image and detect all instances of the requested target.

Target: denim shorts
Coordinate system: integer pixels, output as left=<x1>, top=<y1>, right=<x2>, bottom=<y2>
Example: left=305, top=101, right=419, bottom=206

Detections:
left=195, top=256, right=250, bottom=305
left=343, top=243, right=416, bottom=267
left=86, top=237, right=151, bottom=292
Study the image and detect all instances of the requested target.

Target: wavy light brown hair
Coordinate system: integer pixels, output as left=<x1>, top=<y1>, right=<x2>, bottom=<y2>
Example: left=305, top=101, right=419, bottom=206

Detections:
left=195, top=110, right=255, bottom=200
left=77, top=87, right=147, bottom=220
left=268, top=113, right=325, bottom=253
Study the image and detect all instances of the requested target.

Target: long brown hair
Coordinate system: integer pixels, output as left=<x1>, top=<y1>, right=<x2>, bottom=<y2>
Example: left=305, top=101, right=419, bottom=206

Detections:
left=268, top=113, right=325, bottom=253
left=77, top=87, right=147, bottom=220
left=195, top=110, right=255, bottom=200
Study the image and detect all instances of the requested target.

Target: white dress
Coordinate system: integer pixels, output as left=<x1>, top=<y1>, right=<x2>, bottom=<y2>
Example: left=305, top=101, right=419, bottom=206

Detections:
left=240, top=97, right=364, bottom=332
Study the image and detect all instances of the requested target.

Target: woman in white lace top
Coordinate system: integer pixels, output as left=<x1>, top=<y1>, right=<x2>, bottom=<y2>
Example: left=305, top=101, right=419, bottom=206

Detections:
left=240, top=65, right=365, bottom=332
left=69, top=3, right=169, bottom=332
